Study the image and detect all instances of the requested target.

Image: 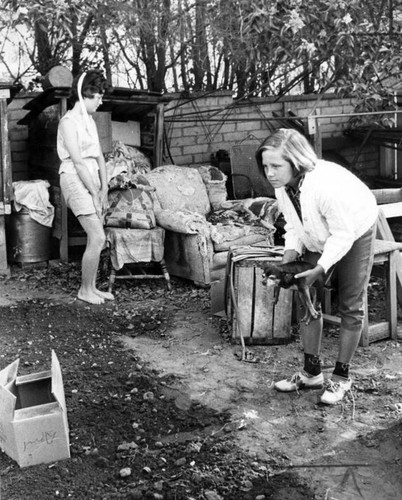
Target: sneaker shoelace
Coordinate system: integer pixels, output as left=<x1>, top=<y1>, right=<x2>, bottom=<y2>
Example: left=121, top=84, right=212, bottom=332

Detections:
left=322, top=380, right=335, bottom=393
left=290, top=372, right=304, bottom=394
left=325, top=379, right=347, bottom=393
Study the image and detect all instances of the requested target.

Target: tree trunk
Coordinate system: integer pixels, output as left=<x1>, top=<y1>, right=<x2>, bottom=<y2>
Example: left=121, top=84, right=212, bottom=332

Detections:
left=193, top=0, right=208, bottom=91
left=34, top=18, right=54, bottom=75
left=154, top=0, right=171, bottom=93
left=97, top=8, right=112, bottom=85
left=71, top=11, right=94, bottom=77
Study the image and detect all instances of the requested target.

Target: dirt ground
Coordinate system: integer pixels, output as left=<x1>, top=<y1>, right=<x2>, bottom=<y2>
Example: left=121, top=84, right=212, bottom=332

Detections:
left=0, top=259, right=402, bottom=500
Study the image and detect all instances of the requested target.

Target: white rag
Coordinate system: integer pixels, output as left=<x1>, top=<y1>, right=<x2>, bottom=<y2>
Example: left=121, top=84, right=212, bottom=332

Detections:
left=13, top=180, right=55, bottom=227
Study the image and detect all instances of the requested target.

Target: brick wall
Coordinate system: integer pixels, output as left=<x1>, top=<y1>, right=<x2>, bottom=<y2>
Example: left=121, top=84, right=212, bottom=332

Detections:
left=7, top=91, right=381, bottom=184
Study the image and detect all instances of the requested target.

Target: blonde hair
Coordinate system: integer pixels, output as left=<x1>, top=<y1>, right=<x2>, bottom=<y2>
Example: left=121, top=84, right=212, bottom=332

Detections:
left=255, top=128, right=317, bottom=175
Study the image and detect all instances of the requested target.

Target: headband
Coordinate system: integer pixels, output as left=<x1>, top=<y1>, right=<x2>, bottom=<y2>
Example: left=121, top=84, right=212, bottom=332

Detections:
left=77, top=71, right=91, bottom=129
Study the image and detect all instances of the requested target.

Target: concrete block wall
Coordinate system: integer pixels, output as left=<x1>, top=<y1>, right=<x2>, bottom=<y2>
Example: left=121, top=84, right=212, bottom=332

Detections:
left=164, top=92, right=380, bottom=177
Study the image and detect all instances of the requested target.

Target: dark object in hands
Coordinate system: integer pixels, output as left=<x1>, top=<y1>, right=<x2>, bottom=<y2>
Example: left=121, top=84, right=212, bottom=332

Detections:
left=262, top=260, right=322, bottom=325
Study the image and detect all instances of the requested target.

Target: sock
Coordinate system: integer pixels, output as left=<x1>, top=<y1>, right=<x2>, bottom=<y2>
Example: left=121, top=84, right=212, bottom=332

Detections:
left=333, top=361, right=350, bottom=379
left=304, top=353, right=321, bottom=376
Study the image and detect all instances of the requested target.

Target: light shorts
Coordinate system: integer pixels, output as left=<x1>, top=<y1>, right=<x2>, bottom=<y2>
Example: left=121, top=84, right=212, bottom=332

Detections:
left=60, top=161, right=101, bottom=217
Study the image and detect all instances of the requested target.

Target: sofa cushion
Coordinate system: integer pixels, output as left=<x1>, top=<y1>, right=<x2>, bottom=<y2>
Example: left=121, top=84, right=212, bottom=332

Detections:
left=155, top=209, right=209, bottom=234
left=196, top=165, right=227, bottom=211
left=145, top=165, right=211, bottom=216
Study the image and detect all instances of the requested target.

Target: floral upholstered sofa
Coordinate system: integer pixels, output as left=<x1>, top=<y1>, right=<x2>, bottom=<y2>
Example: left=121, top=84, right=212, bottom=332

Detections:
left=144, top=165, right=278, bottom=286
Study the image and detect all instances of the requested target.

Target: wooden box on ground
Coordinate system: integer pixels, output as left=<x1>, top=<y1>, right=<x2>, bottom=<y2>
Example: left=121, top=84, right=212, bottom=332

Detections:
left=227, top=256, right=294, bottom=345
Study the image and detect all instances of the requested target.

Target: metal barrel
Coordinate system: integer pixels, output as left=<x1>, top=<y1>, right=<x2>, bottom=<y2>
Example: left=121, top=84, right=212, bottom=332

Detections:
left=7, top=209, right=51, bottom=263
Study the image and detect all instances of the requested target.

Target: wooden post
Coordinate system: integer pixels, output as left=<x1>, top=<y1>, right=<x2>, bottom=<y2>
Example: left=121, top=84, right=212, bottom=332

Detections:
left=307, top=113, right=322, bottom=158
left=58, top=97, right=69, bottom=262
left=395, top=91, right=402, bottom=179
left=0, top=88, right=11, bottom=275
left=153, top=103, right=164, bottom=168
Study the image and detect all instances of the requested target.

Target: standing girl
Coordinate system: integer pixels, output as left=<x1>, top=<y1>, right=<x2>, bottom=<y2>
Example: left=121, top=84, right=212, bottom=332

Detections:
left=57, top=69, right=113, bottom=305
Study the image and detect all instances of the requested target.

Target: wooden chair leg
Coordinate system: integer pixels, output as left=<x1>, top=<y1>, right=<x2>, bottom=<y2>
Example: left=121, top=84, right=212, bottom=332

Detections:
left=160, top=258, right=172, bottom=291
left=108, top=268, right=116, bottom=293
left=323, top=285, right=333, bottom=315
left=388, top=250, right=398, bottom=340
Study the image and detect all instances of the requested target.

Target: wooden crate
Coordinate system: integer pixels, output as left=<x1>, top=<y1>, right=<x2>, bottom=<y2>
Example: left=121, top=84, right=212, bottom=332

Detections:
left=227, top=257, right=294, bottom=345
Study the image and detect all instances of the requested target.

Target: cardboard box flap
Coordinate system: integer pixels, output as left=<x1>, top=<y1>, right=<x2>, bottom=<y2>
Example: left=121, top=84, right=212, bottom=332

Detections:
left=0, top=359, right=19, bottom=386
left=15, top=370, right=51, bottom=385
left=51, top=350, right=67, bottom=410
left=0, top=360, right=19, bottom=420
left=0, top=384, right=17, bottom=421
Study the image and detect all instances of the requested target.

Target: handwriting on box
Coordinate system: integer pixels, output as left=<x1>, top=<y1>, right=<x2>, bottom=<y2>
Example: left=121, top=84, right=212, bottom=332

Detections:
left=24, top=430, right=58, bottom=452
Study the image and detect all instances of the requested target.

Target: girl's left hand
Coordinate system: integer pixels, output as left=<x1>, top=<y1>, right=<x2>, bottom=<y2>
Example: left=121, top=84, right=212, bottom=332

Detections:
left=295, top=265, right=324, bottom=287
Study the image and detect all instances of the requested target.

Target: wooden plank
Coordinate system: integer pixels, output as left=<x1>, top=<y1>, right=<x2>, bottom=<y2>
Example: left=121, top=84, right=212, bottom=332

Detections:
left=324, top=315, right=391, bottom=345
left=367, top=322, right=391, bottom=339
left=0, top=97, right=10, bottom=274
left=252, top=267, right=274, bottom=339
left=0, top=99, right=5, bottom=203
left=388, top=250, right=398, bottom=340
left=153, top=103, right=164, bottom=168
left=232, top=266, right=253, bottom=339
left=377, top=202, right=402, bottom=218
left=322, top=313, right=341, bottom=326
left=273, top=288, right=293, bottom=339
left=0, top=215, right=9, bottom=275
left=371, top=188, right=402, bottom=205
left=58, top=97, right=70, bottom=262
left=0, top=99, right=12, bottom=211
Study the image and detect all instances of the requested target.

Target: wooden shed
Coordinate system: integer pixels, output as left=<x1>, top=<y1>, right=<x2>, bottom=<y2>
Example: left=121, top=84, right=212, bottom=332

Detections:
left=19, top=86, right=171, bottom=261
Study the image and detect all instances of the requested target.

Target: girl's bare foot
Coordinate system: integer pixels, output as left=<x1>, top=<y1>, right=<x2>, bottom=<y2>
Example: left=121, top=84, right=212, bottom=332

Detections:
left=77, top=289, right=105, bottom=305
left=95, top=289, right=115, bottom=301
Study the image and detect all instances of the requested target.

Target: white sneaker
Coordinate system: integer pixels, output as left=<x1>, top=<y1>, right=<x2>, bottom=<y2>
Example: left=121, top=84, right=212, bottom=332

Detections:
left=274, top=371, right=324, bottom=392
left=320, top=378, right=352, bottom=405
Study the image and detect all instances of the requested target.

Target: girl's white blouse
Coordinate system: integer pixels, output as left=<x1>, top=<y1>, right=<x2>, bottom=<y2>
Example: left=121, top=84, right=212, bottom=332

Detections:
left=57, top=110, right=101, bottom=174
left=275, top=159, right=379, bottom=272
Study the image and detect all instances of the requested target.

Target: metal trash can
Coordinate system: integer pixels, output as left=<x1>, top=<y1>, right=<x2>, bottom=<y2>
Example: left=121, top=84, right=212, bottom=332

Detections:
left=7, top=209, right=51, bottom=263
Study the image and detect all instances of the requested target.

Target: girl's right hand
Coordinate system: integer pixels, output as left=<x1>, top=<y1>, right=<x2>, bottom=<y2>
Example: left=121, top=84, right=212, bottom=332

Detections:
left=282, top=249, right=300, bottom=264
left=92, top=194, right=103, bottom=220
